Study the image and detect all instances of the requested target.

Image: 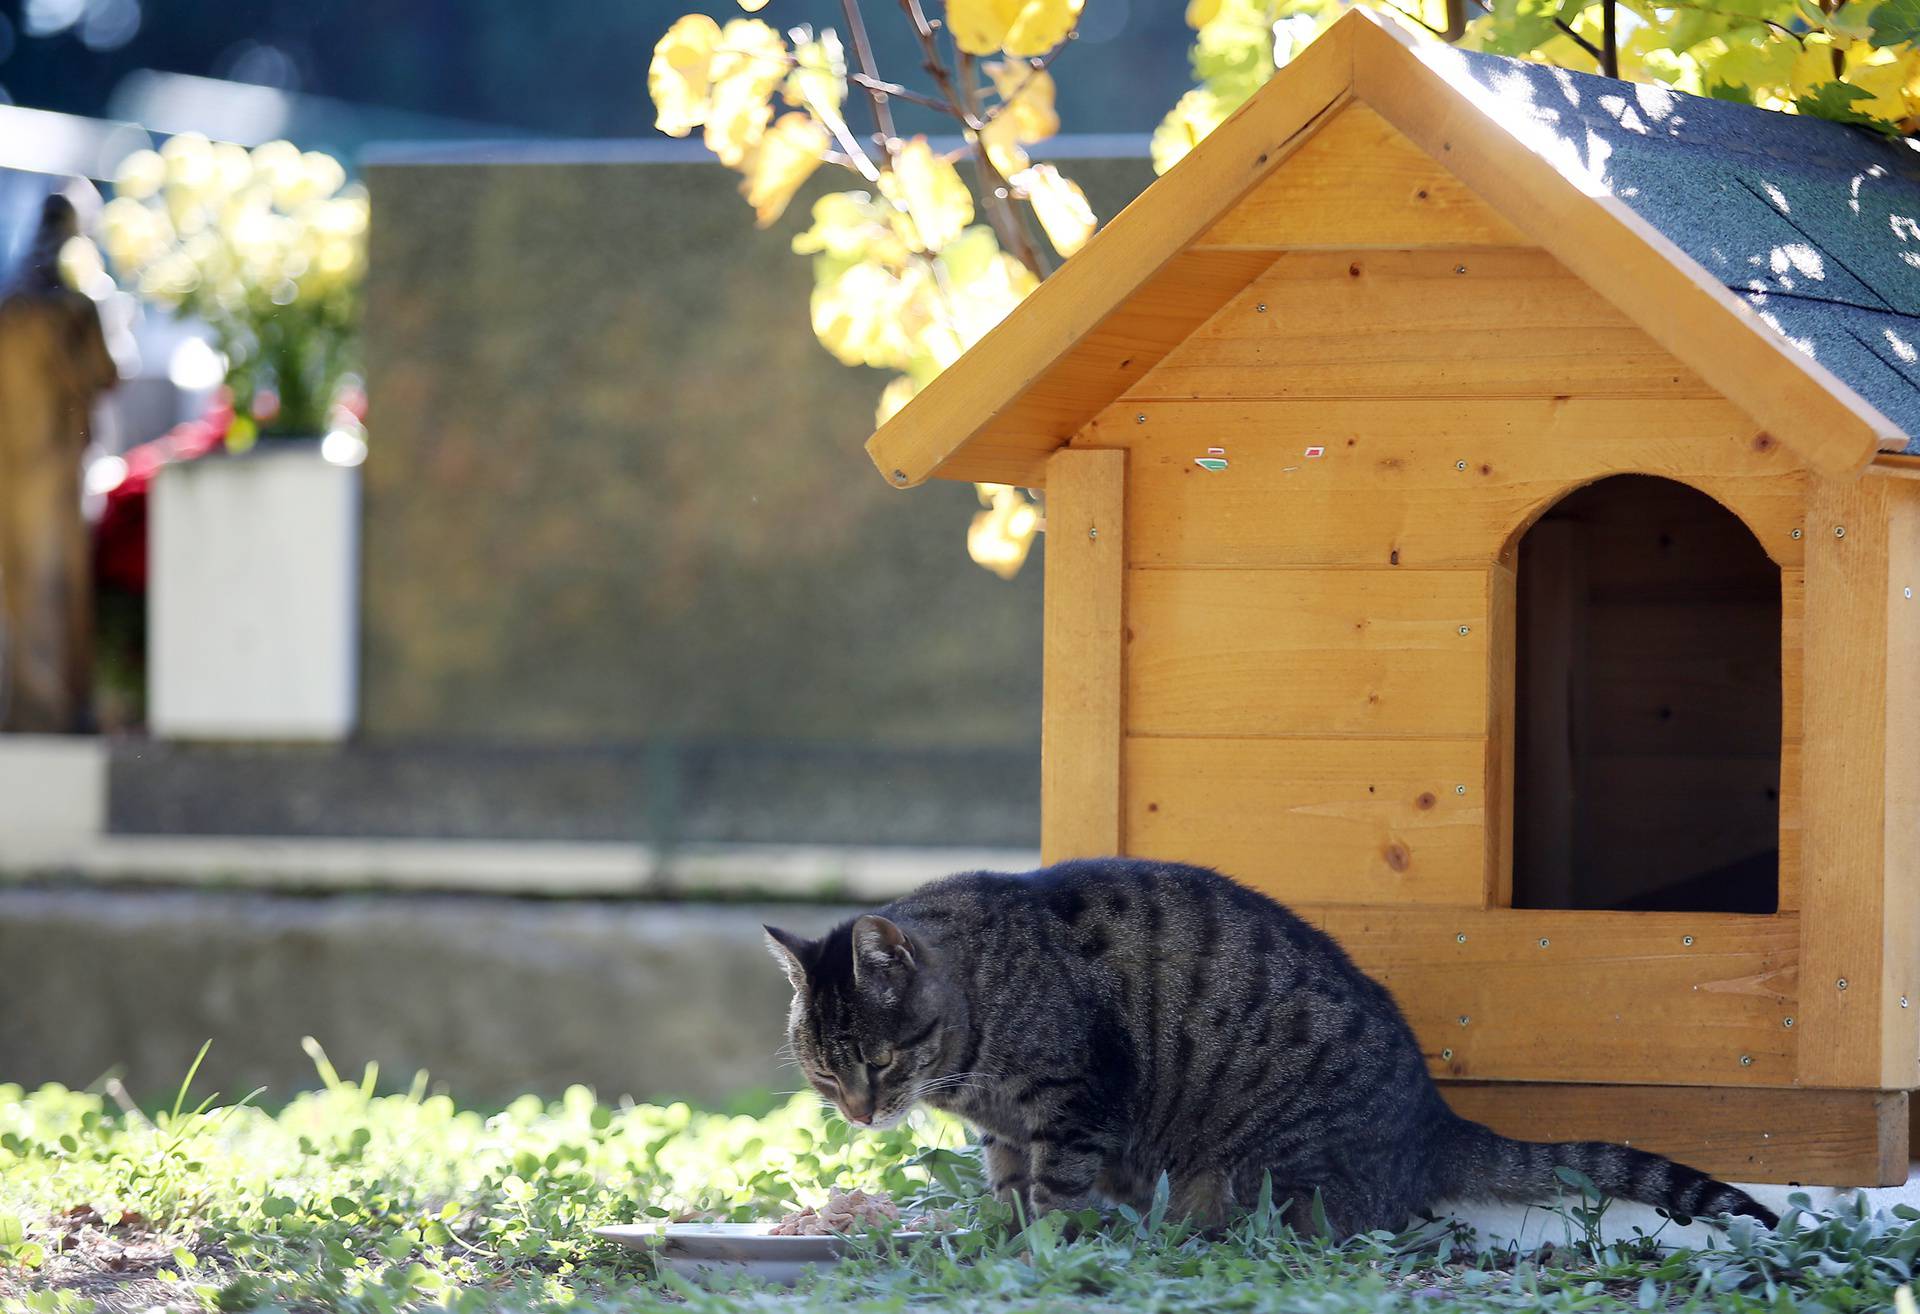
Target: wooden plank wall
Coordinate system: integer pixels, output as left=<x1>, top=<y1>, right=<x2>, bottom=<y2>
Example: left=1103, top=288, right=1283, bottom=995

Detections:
left=1064, top=103, right=1820, bottom=1094
left=1040, top=449, right=1127, bottom=864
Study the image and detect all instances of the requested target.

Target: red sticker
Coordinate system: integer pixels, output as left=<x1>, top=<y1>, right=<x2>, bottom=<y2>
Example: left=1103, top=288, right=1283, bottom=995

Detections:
left=1304, top=446, right=1325, bottom=458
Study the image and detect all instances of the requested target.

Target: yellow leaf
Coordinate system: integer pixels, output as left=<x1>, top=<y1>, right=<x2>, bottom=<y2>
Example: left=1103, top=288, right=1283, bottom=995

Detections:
left=792, top=190, right=909, bottom=265
left=1150, top=87, right=1229, bottom=175
left=649, top=14, right=724, bottom=137
left=704, top=18, right=788, bottom=167
left=985, top=60, right=1059, bottom=141
left=978, top=62, right=1056, bottom=178
left=1843, top=47, right=1920, bottom=124
left=1790, top=35, right=1842, bottom=101
left=878, top=137, right=974, bottom=252
left=876, top=375, right=919, bottom=425
left=740, top=113, right=829, bottom=226
left=968, top=484, right=1041, bottom=579
left=1186, top=0, right=1222, bottom=27
left=1013, top=163, right=1095, bottom=257
left=947, top=0, right=1082, bottom=57
left=810, top=259, right=929, bottom=369
left=784, top=30, right=847, bottom=113
left=926, top=227, right=1037, bottom=365
left=1004, top=0, right=1083, bottom=56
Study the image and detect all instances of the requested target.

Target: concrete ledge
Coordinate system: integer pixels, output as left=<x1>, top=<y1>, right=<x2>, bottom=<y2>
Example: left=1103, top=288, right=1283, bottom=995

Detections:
left=0, top=885, right=861, bottom=1105
left=0, top=837, right=1037, bottom=899
left=0, top=735, right=106, bottom=847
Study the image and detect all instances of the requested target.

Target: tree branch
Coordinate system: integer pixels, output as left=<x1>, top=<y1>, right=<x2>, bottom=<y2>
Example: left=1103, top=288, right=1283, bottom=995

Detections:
left=848, top=72, right=960, bottom=116
left=894, top=0, right=1047, bottom=277
left=1600, top=0, right=1619, bottom=78
left=957, top=49, right=1049, bottom=277
left=977, top=43, right=1069, bottom=127
left=839, top=0, right=898, bottom=146
left=1553, top=16, right=1606, bottom=68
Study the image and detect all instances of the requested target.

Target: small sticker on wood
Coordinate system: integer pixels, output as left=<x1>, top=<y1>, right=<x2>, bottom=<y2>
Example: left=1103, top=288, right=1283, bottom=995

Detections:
left=1194, top=457, right=1229, bottom=472
left=1304, top=445, right=1325, bottom=458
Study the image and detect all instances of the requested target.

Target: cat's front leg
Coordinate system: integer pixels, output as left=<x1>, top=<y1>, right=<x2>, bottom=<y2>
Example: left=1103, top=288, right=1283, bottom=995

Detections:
left=1026, top=1133, right=1110, bottom=1216
left=980, top=1132, right=1031, bottom=1207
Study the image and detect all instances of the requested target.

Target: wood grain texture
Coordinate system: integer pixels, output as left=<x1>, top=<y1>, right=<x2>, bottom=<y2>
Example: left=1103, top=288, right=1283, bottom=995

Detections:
left=1798, top=476, right=1894, bottom=1087
left=1441, top=1084, right=1907, bottom=1187
left=1040, top=449, right=1126, bottom=863
left=863, top=19, right=1358, bottom=488
left=1125, top=569, right=1487, bottom=738
left=929, top=252, right=1280, bottom=487
left=1124, top=736, right=1486, bottom=905
left=1076, top=397, right=1806, bottom=570
left=1124, top=250, right=1718, bottom=404
left=1194, top=103, right=1528, bottom=249
left=1879, top=478, right=1920, bottom=1086
left=1347, top=10, right=1900, bottom=473
left=1311, top=906, right=1799, bottom=1086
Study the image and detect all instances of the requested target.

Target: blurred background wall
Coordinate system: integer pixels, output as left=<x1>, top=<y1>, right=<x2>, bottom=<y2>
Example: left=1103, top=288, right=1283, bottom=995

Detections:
left=0, top=0, right=1159, bottom=1104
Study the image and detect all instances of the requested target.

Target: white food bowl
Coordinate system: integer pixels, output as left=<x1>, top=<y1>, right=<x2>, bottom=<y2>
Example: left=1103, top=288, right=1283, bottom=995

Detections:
left=594, top=1221, right=940, bottom=1285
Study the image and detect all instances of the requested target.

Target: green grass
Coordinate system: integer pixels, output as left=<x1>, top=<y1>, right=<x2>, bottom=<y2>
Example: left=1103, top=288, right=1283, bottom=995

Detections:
left=2, top=1042, right=1916, bottom=1313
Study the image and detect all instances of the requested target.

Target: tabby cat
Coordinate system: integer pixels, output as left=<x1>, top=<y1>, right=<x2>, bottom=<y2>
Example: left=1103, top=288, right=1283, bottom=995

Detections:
left=764, top=858, right=1777, bottom=1236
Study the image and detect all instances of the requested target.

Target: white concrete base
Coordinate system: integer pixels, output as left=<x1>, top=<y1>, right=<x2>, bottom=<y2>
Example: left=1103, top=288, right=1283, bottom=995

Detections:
left=1435, top=1166, right=1920, bottom=1249
left=149, top=444, right=360, bottom=740
left=0, top=735, right=106, bottom=858
left=0, top=835, right=1038, bottom=900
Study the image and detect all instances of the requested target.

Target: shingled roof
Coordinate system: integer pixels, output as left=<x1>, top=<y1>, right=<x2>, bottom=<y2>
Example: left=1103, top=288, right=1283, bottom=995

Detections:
left=1444, top=49, right=1920, bottom=452
left=865, top=10, right=1920, bottom=488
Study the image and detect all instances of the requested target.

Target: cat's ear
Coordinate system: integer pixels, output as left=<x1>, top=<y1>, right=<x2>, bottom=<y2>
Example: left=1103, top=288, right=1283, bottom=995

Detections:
left=851, top=915, right=916, bottom=988
left=763, top=926, right=813, bottom=995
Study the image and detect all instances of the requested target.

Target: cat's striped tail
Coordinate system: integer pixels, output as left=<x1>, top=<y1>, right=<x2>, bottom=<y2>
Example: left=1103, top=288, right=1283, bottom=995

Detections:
left=1432, top=1115, right=1779, bottom=1227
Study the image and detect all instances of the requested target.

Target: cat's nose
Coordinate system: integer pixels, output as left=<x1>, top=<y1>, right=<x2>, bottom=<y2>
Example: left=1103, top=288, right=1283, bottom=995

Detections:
left=842, top=1096, right=874, bottom=1125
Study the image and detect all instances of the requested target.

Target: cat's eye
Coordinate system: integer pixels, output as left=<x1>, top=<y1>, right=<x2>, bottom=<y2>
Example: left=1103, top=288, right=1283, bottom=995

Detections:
left=864, top=1048, right=896, bottom=1069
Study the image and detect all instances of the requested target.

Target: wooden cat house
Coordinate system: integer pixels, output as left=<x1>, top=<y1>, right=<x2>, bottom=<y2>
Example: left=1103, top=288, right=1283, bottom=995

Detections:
left=865, top=10, right=1920, bottom=1185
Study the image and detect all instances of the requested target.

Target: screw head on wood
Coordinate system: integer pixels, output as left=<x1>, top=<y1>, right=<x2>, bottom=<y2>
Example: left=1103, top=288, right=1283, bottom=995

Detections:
left=1135, top=413, right=1147, bottom=424
left=1682, top=935, right=1694, bottom=946
left=1904, top=997, right=1912, bottom=1009
left=1783, top=1016, right=1795, bottom=1028
left=1455, top=785, right=1467, bottom=795
left=1453, top=264, right=1467, bottom=275
left=1837, top=977, right=1850, bottom=990
left=1740, top=1055, right=1753, bottom=1067
left=1835, top=526, right=1847, bottom=538
left=1791, top=528, right=1802, bottom=539
left=1255, top=302, right=1268, bottom=313
left=1455, top=933, right=1467, bottom=943
left=1441, top=1048, right=1453, bottom=1060
left=1458, top=1015, right=1470, bottom=1026
left=891, top=469, right=908, bottom=484
left=1538, top=937, right=1550, bottom=948
left=1088, top=527, right=1098, bottom=541
left=1455, top=460, right=1467, bottom=470
left=1458, top=625, right=1471, bottom=635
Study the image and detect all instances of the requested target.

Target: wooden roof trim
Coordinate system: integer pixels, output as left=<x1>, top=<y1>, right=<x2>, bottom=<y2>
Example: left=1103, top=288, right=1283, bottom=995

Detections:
left=865, top=9, right=1909, bottom=489
left=1346, top=12, right=1905, bottom=478
left=863, top=17, right=1357, bottom=489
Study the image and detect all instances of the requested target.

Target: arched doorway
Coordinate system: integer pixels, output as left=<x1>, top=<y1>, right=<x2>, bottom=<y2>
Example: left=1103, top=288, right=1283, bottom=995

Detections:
left=1511, top=475, right=1781, bottom=913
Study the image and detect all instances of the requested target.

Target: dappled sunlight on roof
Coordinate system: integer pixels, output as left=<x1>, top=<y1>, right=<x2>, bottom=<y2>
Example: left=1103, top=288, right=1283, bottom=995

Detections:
left=1423, top=42, right=1920, bottom=450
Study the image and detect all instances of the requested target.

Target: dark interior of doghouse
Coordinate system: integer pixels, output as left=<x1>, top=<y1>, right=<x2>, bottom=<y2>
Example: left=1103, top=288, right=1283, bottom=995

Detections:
left=1511, top=475, right=1781, bottom=913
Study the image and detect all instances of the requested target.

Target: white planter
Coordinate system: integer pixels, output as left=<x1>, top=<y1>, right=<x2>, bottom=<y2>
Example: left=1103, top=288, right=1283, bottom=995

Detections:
left=149, top=441, right=360, bottom=740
